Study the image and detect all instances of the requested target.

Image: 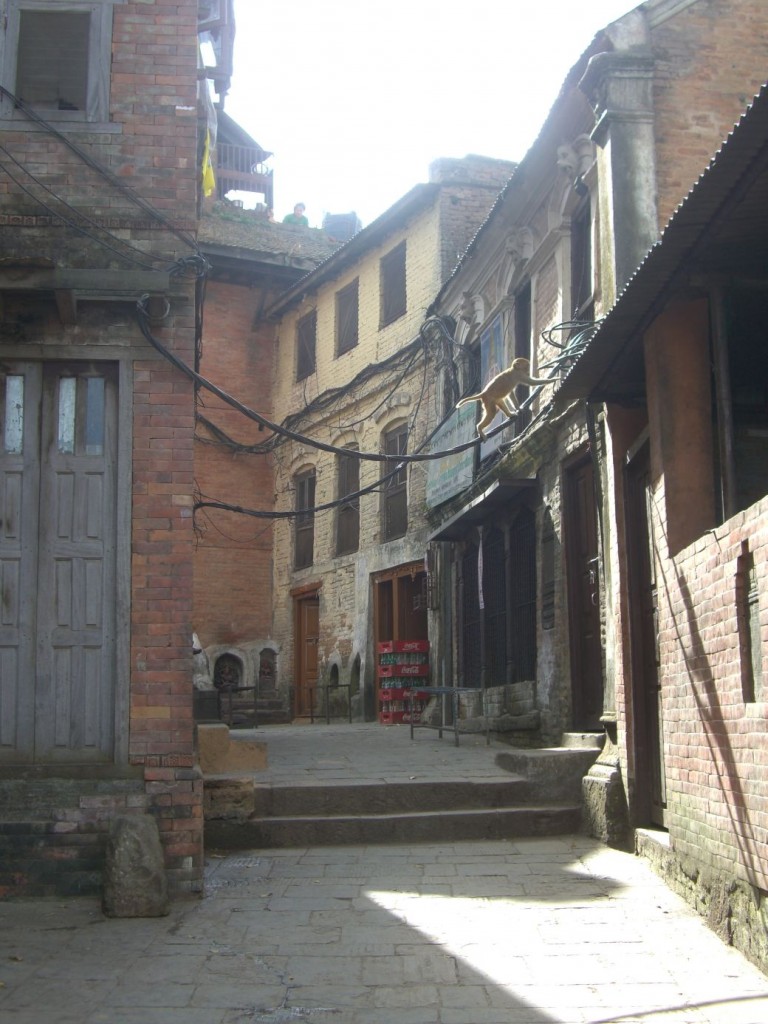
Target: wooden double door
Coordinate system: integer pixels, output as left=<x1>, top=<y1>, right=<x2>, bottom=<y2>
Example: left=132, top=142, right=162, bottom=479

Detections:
left=294, top=593, right=319, bottom=717
left=0, top=360, right=118, bottom=763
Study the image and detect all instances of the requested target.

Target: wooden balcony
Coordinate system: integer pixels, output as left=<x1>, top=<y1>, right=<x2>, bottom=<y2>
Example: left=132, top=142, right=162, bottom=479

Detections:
left=215, top=143, right=274, bottom=208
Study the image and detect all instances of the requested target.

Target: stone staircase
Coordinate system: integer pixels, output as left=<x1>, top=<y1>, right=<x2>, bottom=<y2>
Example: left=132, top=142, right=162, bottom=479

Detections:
left=203, top=732, right=603, bottom=850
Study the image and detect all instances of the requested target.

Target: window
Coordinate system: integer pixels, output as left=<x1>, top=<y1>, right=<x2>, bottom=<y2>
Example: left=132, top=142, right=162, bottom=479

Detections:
left=380, top=241, right=406, bottom=327
left=381, top=423, right=407, bottom=541
left=336, top=446, right=360, bottom=556
left=336, top=279, right=359, bottom=356
left=294, top=469, right=316, bottom=569
left=296, top=310, right=316, bottom=382
left=737, top=547, right=764, bottom=703
left=56, top=374, right=105, bottom=454
left=714, top=287, right=768, bottom=519
left=513, top=282, right=532, bottom=432
left=463, top=342, right=481, bottom=397
left=570, top=200, right=593, bottom=321
left=1, top=2, right=116, bottom=123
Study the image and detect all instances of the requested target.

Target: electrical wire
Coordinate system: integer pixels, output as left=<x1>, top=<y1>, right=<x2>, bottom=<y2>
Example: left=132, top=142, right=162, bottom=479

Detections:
left=0, top=147, right=162, bottom=270
left=138, top=298, right=494, bottom=464
left=0, top=86, right=201, bottom=254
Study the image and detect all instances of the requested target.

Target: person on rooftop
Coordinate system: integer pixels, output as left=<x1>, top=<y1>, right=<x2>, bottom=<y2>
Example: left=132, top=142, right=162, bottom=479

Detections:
left=283, top=202, right=309, bottom=227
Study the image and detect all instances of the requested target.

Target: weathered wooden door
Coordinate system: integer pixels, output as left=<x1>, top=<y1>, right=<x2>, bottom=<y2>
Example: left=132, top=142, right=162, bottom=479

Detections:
left=294, top=594, right=319, bottom=717
left=0, top=361, right=118, bottom=764
left=625, top=439, right=666, bottom=827
left=564, top=456, right=604, bottom=730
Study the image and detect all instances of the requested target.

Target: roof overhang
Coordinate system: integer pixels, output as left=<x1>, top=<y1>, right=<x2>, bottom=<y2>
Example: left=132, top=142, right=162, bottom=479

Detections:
left=265, top=184, right=440, bottom=318
left=428, top=478, right=537, bottom=542
left=558, top=82, right=768, bottom=403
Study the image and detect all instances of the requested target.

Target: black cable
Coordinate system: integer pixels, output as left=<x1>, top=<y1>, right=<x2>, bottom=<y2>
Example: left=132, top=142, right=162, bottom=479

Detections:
left=138, top=298, right=495, bottom=464
left=0, top=85, right=200, bottom=254
left=0, top=149, right=160, bottom=270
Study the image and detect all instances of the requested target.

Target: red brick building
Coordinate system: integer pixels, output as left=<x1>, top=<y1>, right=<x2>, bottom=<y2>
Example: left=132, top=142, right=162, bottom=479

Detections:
left=0, top=0, right=206, bottom=895
left=193, top=206, right=341, bottom=708
left=561, top=82, right=768, bottom=967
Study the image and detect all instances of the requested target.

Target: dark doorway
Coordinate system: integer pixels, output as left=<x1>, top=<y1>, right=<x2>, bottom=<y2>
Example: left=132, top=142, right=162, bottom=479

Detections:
left=294, top=593, right=319, bottom=717
left=373, top=562, right=428, bottom=711
left=564, top=455, right=604, bottom=730
left=625, top=439, right=666, bottom=827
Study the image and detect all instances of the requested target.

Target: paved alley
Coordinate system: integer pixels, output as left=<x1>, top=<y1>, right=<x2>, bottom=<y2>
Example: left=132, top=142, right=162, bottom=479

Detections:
left=2, top=833, right=768, bottom=1023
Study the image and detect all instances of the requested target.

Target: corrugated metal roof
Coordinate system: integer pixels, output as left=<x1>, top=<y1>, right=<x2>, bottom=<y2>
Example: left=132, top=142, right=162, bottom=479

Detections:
left=558, top=81, right=768, bottom=401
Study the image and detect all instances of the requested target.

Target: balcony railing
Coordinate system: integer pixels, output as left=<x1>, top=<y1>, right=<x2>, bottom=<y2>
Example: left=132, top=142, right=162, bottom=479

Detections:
left=215, top=143, right=274, bottom=208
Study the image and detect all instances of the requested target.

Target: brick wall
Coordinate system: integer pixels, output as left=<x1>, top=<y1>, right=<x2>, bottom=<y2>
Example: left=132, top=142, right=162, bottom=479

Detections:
left=650, top=0, right=768, bottom=228
left=193, top=283, right=277, bottom=648
left=0, top=0, right=203, bottom=895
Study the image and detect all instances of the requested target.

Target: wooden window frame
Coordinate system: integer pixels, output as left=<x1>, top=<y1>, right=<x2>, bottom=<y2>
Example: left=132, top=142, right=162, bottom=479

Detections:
left=336, top=445, right=360, bottom=556
left=381, top=423, right=408, bottom=541
left=336, top=279, right=359, bottom=356
left=296, top=309, right=317, bottom=382
left=294, top=469, right=316, bottom=569
left=570, top=199, right=594, bottom=321
left=0, top=1, right=118, bottom=124
left=380, top=241, right=406, bottom=328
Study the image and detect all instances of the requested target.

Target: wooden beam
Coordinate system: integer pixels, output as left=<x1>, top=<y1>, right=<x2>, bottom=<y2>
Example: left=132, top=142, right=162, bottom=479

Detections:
left=54, top=289, right=78, bottom=325
left=0, top=268, right=171, bottom=295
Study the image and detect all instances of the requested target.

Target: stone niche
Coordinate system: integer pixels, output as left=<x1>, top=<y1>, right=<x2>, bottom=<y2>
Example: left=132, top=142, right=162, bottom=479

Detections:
left=196, top=641, right=280, bottom=727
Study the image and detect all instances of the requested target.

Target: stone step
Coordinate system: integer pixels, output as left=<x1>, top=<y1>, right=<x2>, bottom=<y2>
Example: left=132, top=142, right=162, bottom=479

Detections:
left=254, top=777, right=530, bottom=817
left=205, top=803, right=582, bottom=850
left=253, top=708, right=292, bottom=725
left=494, top=746, right=602, bottom=803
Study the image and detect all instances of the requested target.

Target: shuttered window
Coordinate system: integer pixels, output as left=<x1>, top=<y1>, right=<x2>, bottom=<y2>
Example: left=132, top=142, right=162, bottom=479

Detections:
left=294, top=469, right=316, bottom=569
left=381, top=424, right=407, bottom=541
left=3, top=3, right=116, bottom=123
left=380, top=242, right=406, bottom=327
left=336, top=280, right=359, bottom=356
left=570, top=200, right=593, bottom=321
left=336, top=446, right=360, bottom=555
left=296, top=310, right=316, bottom=382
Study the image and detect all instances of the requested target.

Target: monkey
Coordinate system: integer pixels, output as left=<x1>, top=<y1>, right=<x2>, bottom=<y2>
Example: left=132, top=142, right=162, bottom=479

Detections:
left=456, top=357, right=552, bottom=439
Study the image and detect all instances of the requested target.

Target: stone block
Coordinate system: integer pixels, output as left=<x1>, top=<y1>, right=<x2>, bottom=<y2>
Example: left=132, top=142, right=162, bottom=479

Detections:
left=197, top=723, right=268, bottom=774
left=102, top=814, right=169, bottom=918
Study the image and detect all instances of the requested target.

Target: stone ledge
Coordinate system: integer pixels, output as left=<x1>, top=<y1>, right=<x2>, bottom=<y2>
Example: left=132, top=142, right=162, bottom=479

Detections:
left=197, top=724, right=268, bottom=774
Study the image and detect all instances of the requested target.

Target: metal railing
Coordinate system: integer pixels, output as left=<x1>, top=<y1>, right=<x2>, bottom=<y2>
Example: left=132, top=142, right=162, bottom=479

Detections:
left=215, top=143, right=274, bottom=207
left=308, top=682, right=354, bottom=724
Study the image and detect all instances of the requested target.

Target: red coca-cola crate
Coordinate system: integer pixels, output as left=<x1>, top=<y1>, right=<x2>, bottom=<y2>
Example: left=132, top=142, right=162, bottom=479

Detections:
left=378, top=710, right=406, bottom=725
left=379, top=687, right=408, bottom=701
left=402, top=710, right=422, bottom=723
left=378, top=663, right=429, bottom=678
left=377, top=640, right=430, bottom=654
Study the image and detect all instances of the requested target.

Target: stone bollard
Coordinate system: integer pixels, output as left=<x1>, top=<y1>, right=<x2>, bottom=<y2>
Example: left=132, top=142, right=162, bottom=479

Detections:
left=102, top=814, right=170, bottom=918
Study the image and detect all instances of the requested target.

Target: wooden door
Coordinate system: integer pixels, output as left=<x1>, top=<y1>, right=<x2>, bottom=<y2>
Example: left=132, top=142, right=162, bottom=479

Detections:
left=294, top=594, right=319, bottom=717
left=0, top=361, right=118, bottom=764
left=625, top=440, right=666, bottom=827
left=564, top=456, right=604, bottom=730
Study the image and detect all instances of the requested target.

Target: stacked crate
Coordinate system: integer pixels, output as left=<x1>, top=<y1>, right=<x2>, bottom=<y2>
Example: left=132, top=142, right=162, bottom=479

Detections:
left=377, top=640, right=430, bottom=724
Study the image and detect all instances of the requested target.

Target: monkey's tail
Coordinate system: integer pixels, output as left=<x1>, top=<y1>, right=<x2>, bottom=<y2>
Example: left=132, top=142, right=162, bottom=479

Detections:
left=456, top=393, right=481, bottom=408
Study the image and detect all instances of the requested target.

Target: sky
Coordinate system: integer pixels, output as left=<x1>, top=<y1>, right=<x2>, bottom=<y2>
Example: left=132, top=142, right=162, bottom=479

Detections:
left=224, top=0, right=637, bottom=229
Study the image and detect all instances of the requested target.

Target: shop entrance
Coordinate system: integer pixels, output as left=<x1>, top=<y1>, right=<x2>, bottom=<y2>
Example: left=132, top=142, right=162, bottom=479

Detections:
left=293, top=591, right=319, bottom=718
left=372, top=562, right=428, bottom=705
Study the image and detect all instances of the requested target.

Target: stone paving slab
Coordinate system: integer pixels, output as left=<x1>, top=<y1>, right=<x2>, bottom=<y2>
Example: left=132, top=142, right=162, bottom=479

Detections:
left=231, top=722, right=513, bottom=785
left=1, top=835, right=768, bottom=1023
